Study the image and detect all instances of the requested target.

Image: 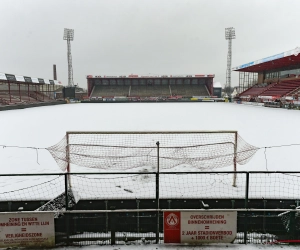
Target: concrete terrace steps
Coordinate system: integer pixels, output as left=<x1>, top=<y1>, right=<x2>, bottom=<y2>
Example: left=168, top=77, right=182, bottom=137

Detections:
left=261, top=80, right=300, bottom=97
left=170, top=85, right=209, bottom=97
left=0, top=90, right=54, bottom=105
left=90, top=84, right=209, bottom=98
left=92, top=85, right=130, bottom=97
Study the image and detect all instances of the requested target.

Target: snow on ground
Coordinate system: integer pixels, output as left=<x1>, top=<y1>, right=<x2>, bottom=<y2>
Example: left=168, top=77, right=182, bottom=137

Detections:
left=0, top=103, right=300, bottom=200
left=15, top=244, right=300, bottom=250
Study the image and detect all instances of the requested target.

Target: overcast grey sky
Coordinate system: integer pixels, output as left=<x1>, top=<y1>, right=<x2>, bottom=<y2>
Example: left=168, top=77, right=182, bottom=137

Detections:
left=1, top=0, right=300, bottom=88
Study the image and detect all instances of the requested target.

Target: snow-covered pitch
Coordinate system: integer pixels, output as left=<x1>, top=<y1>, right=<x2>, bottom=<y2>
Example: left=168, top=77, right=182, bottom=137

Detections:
left=0, top=102, right=300, bottom=201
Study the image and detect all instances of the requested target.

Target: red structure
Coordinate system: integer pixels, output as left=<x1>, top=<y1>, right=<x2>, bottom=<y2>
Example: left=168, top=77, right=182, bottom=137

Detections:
left=0, top=72, right=60, bottom=105
left=86, top=74, right=215, bottom=99
left=234, top=47, right=300, bottom=101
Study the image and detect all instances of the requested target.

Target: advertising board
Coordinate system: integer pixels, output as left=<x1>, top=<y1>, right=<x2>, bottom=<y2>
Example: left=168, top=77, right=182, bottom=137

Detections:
left=24, top=76, right=32, bottom=83
left=38, top=78, right=45, bottom=84
left=5, top=74, right=16, bottom=81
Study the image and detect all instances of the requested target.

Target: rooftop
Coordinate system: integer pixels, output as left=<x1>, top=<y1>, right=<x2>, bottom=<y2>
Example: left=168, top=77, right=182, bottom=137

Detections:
left=233, top=47, right=300, bottom=73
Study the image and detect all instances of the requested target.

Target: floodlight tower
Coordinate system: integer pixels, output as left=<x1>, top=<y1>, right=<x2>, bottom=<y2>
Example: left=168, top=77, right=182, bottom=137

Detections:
left=63, top=28, right=74, bottom=87
left=225, top=27, right=236, bottom=97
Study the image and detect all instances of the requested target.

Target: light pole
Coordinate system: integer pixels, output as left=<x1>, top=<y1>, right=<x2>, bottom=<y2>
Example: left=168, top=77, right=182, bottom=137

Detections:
left=63, top=28, right=74, bottom=87
left=225, top=27, right=236, bottom=98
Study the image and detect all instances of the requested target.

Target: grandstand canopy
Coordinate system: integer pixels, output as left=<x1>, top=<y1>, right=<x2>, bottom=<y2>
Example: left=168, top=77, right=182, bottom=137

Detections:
left=233, top=47, right=300, bottom=73
left=0, top=72, right=60, bottom=85
left=87, top=74, right=215, bottom=79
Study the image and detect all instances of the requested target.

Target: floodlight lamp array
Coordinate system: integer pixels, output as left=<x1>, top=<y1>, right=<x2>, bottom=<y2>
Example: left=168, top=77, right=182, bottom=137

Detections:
left=63, top=28, right=74, bottom=41
left=225, top=27, right=236, bottom=40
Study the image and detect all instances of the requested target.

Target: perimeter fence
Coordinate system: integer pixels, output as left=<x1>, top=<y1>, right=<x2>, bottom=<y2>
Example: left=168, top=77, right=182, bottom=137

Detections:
left=0, top=171, right=300, bottom=246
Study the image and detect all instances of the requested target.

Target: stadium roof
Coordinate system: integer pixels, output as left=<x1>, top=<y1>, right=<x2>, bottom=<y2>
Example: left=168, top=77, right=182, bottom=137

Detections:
left=87, top=74, right=215, bottom=78
left=213, top=82, right=222, bottom=88
left=0, top=72, right=60, bottom=84
left=233, top=47, right=300, bottom=73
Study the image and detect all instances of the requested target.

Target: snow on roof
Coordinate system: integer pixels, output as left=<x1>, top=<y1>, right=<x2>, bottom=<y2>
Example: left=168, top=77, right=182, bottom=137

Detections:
left=213, top=82, right=222, bottom=88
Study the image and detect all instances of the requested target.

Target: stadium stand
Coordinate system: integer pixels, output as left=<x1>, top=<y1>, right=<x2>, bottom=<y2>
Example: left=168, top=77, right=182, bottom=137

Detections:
left=128, top=85, right=144, bottom=97
left=0, top=72, right=62, bottom=108
left=92, top=85, right=129, bottom=97
left=259, top=79, right=300, bottom=98
left=129, top=85, right=171, bottom=97
left=87, top=75, right=215, bottom=100
left=235, top=47, right=300, bottom=102
left=90, top=84, right=210, bottom=98
left=0, top=83, right=55, bottom=103
left=170, top=84, right=209, bottom=97
left=239, top=82, right=277, bottom=99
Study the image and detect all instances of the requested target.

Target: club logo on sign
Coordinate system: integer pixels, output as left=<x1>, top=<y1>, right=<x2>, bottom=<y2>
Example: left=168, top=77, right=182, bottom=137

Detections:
left=166, top=213, right=179, bottom=227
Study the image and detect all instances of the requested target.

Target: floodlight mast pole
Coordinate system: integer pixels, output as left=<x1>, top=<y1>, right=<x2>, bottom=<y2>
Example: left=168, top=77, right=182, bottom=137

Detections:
left=63, top=28, right=74, bottom=87
left=225, top=27, right=236, bottom=98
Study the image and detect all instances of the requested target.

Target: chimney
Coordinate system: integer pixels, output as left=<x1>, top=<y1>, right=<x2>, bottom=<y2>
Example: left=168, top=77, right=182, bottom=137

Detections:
left=53, top=64, right=57, bottom=80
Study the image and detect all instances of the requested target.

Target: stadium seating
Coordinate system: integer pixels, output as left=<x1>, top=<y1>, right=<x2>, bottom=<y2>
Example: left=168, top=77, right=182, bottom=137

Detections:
left=239, top=83, right=274, bottom=98
left=129, top=85, right=171, bottom=97
left=92, top=85, right=130, bottom=97
left=30, top=91, right=53, bottom=102
left=90, top=84, right=210, bottom=98
left=170, top=84, right=209, bottom=96
left=260, top=80, right=300, bottom=97
left=0, top=90, right=54, bottom=105
left=130, top=85, right=146, bottom=97
left=0, top=92, right=25, bottom=105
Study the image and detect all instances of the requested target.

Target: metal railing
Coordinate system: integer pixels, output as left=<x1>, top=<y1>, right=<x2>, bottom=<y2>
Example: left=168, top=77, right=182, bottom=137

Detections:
left=0, top=171, right=300, bottom=245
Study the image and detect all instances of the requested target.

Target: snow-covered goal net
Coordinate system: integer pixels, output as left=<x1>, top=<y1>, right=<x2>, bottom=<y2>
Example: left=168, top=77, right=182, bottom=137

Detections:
left=47, top=131, right=258, bottom=175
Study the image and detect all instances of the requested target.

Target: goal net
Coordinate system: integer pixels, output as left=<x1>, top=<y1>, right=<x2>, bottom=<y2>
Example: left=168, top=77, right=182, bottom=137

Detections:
left=47, top=131, right=258, bottom=172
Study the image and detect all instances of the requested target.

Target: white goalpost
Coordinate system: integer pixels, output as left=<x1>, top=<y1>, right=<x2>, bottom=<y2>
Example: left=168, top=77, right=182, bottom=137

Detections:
left=47, top=131, right=258, bottom=187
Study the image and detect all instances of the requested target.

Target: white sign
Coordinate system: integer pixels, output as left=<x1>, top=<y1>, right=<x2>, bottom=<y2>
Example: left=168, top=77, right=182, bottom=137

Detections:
left=164, top=211, right=237, bottom=244
left=181, top=211, right=237, bottom=243
left=0, top=212, right=55, bottom=248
